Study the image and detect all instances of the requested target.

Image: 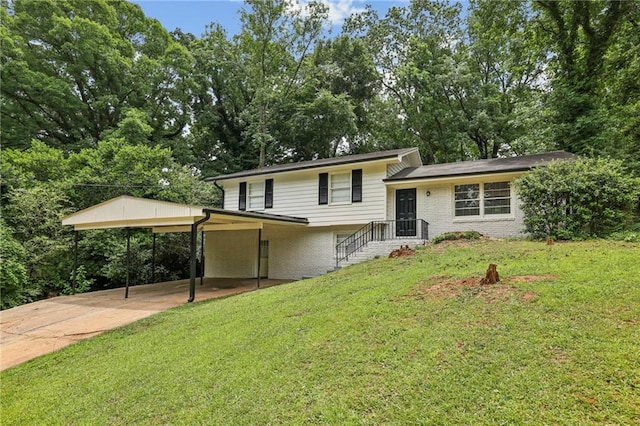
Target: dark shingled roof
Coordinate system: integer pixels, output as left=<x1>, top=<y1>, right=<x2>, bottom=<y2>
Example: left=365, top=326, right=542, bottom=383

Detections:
left=208, top=148, right=419, bottom=181
left=385, top=151, right=577, bottom=181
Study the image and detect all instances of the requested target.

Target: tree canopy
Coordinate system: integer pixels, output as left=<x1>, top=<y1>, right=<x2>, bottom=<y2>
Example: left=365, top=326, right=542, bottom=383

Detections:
left=1, top=0, right=638, bottom=307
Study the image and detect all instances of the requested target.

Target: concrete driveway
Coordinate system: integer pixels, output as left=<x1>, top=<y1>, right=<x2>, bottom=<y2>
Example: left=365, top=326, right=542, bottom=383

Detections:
left=0, top=278, right=289, bottom=371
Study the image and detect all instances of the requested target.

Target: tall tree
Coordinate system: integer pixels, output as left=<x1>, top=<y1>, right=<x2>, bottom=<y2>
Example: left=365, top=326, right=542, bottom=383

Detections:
left=346, top=0, right=548, bottom=162
left=534, top=0, right=634, bottom=155
left=1, top=0, right=193, bottom=151
left=237, top=0, right=327, bottom=167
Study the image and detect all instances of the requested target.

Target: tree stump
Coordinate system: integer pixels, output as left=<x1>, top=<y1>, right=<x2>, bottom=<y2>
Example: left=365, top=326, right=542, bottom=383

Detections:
left=479, top=263, right=500, bottom=285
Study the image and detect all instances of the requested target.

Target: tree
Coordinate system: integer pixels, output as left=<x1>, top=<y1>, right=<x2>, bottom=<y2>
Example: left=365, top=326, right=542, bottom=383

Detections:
left=1, top=137, right=217, bottom=302
left=3, top=186, right=73, bottom=297
left=534, top=0, right=635, bottom=156
left=345, top=0, right=551, bottom=162
left=0, top=218, right=30, bottom=309
left=1, top=0, right=193, bottom=151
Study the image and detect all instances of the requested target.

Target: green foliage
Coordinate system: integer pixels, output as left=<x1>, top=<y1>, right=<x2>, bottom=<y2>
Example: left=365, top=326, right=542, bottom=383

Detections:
left=1, top=134, right=215, bottom=304
left=0, top=219, right=30, bottom=309
left=3, top=186, right=73, bottom=296
left=432, top=230, right=483, bottom=244
left=535, top=0, right=638, bottom=168
left=61, top=266, right=94, bottom=296
left=1, top=0, right=193, bottom=151
left=2, top=241, right=639, bottom=424
left=515, top=158, right=640, bottom=239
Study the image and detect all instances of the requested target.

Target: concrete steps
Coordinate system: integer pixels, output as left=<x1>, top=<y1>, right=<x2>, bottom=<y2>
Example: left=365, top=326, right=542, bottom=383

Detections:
left=337, top=239, right=427, bottom=268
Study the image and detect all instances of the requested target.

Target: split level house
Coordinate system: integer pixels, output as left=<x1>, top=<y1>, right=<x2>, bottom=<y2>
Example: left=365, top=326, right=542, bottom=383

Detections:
left=62, top=148, right=574, bottom=299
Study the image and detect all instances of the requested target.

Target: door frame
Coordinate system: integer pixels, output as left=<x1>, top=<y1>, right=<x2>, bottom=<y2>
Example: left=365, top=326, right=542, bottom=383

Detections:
left=395, top=188, right=417, bottom=237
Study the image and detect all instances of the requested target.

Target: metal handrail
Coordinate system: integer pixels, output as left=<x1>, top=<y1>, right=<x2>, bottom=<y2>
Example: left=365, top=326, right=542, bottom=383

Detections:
left=336, top=219, right=429, bottom=267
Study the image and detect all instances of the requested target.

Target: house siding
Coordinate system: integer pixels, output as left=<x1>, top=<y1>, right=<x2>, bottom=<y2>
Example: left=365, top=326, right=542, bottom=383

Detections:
left=205, top=230, right=258, bottom=278
left=386, top=156, right=411, bottom=177
left=385, top=175, right=524, bottom=239
left=417, top=178, right=524, bottom=239
left=223, top=163, right=389, bottom=227
left=205, top=225, right=359, bottom=280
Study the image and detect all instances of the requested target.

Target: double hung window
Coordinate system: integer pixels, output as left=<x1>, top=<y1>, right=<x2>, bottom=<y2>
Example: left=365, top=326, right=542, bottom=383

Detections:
left=239, top=178, right=274, bottom=211
left=454, top=181, right=511, bottom=217
left=319, top=169, right=362, bottom=205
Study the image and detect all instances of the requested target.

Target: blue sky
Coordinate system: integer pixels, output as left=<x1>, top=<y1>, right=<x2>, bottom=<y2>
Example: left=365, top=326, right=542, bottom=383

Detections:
left=132, top=0, right=409, bottom=37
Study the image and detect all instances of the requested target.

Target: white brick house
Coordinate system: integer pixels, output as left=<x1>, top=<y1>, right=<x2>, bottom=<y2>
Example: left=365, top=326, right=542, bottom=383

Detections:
left=206, top=148, right=574, bottom=280
left=63, top=148, right=574, bottom=299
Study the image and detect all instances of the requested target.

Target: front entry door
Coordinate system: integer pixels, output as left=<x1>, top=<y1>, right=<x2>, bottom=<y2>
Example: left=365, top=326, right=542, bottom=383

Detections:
left=396, top=189, right=417, bottom=237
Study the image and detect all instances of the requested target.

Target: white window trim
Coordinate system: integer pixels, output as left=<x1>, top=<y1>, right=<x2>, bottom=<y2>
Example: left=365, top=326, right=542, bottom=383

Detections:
left=248, top=182, right=265, bottom=210
left=329, top=171, right=352, bottom=205
left=452, top=181, right=514, bottom=221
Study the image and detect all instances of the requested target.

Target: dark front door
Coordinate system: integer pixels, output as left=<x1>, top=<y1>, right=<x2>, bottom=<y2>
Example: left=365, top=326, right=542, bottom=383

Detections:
left=396, top=188, right=417, bottom=237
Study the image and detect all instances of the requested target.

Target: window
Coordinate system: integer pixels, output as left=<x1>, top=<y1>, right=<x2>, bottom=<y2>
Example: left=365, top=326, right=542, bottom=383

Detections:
left=319, top=170, right=363, bottom=205
left=455, top=184, right=480, bottom=216
left=240, top=179, right=274, bottom=211
left=454, top=181, right=511, bottom=217
left=331, top=172, right=351, bottom=203
left=484, top=182, right=511, bottom=214
left=248, top=182, right=264, bottom=210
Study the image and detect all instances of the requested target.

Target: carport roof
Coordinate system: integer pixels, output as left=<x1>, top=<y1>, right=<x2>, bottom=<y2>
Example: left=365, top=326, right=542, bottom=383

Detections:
left=61, top=195, right=308, bottom=231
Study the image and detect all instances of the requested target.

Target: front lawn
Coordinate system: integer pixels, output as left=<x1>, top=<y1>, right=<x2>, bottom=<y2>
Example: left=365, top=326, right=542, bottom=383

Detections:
left=2, top=240, right=639, bottom=424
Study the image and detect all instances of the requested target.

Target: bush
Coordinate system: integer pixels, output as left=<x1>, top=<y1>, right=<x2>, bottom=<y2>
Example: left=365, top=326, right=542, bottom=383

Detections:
left=0, top=219, right=29, bottom=309
left=515, top=158, right=640, bottom=240
left=432, top=231, right=482, bottom=244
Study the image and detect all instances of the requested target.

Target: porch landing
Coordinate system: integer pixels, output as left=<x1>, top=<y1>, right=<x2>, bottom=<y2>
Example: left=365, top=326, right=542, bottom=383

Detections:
left=0, top=278, right=291, bottom=371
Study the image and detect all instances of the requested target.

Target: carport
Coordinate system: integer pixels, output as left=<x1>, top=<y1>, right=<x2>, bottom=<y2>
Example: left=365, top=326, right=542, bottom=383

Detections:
left=62, top=196, right=308, bottom=302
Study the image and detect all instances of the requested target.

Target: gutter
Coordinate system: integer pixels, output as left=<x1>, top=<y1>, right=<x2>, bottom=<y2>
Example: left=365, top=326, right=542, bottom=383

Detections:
left=188, top=210, right=212, bottom=303
left=212, top=181, right=225, bottom=209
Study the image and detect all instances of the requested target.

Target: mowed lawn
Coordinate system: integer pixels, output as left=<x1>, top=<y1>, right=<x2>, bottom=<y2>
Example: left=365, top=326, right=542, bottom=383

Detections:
left=2, top=240, right=639, bottom=425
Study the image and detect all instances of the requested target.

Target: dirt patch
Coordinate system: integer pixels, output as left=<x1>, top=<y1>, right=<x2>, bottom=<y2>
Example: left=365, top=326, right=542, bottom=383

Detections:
left=409, top=274, right=554, bottom=303
left=389, top=245, right=416, bottom=258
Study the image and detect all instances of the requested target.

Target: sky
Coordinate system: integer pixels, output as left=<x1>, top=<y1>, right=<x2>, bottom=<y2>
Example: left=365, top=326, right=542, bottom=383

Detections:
left=132, top=0, right=409, bottom=37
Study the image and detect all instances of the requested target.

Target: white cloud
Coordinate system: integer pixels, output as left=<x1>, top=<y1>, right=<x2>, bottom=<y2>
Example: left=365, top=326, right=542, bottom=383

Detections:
left=323, top=0, right=367, bottom=25
left=289, top=0, right=367, bottom=26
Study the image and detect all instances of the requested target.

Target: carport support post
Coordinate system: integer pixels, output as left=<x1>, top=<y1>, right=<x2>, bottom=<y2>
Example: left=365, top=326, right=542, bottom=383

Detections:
left=151, top=232, right=156, bottom=283
left=125, top=228, right=131, bottom=299
left=72, top=231, right=79, bottom=294
left=257, top=228, right=262, bottom=289
left=200, top=231, right=204, bottom=286
left=189, top=211, right=211, bottom=303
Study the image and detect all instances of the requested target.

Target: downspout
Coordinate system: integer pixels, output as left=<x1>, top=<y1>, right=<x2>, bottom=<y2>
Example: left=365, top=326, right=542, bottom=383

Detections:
left=188, top=210, right=212, bottom=303
left=213, top=181, right=225, bottom=209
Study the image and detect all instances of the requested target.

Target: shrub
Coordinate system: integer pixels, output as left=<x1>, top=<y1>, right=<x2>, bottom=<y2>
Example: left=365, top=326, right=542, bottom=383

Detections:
left=515, top=158, right=640, bottom=240
left=432, top=231, right=482, bottom=244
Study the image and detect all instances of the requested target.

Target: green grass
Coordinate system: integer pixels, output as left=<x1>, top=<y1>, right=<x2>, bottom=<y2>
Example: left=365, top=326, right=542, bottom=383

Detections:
left=2, top=240, right=639, bottom=425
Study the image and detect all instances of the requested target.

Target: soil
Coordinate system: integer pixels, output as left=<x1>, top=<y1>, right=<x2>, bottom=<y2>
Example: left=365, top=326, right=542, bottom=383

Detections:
left=410, top=274, right=557, bottom=303
left=388, top=245, right=416, bottom=258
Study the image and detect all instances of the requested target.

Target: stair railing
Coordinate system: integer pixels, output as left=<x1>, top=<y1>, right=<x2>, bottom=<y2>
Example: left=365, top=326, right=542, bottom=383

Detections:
left=336, top=219, right=429, bottom=267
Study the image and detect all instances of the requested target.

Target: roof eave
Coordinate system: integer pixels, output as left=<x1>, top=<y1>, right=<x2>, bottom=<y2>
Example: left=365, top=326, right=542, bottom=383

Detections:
left=208, top=148, right=420, bottom=182
left=384, top=168, right=532, bottom=183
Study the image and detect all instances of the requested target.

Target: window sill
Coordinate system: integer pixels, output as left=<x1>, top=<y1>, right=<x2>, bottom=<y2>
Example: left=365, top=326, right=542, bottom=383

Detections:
left=453, top=216, right=515, bottom=223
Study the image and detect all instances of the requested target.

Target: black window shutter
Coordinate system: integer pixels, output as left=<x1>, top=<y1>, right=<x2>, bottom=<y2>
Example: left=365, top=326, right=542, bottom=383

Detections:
left=239, top=182, right=247, bottom=211
left=319, top=173, right=328, bottom=205
left=352, top=169, right=362, bottom=203
left=265, top=179, right=273, bottom=208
